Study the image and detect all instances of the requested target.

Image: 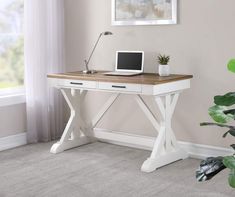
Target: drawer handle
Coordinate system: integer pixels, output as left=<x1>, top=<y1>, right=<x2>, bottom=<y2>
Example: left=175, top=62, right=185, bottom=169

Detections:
left=70, top=82, right=83, bottom=85
left=112, top=85, right=126, bottom=89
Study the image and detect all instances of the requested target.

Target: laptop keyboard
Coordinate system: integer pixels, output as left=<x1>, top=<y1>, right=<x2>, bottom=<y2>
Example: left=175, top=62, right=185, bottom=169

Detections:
left=104, top=72, right=141, bottom=76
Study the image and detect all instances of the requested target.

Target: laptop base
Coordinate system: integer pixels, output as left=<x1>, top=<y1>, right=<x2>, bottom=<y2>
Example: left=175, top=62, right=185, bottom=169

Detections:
left=104, top=72, right=142, bottom=76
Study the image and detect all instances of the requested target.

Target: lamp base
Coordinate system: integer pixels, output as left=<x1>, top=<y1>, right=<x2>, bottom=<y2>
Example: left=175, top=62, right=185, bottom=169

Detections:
left=82, top=70, right=97, bottom=74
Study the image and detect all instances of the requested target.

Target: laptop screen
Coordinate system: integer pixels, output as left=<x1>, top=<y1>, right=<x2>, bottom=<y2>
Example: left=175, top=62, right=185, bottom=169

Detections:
left=116, top=51, right=144, bottom=71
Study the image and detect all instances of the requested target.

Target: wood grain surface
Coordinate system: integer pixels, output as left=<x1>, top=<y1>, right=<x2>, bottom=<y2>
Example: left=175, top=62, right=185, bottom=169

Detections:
left=47, top=71, right=193, bottom=85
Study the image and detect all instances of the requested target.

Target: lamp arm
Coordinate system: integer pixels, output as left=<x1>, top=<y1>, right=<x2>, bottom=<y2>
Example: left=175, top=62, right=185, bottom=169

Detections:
left=85, top=33, right=102, bottom=70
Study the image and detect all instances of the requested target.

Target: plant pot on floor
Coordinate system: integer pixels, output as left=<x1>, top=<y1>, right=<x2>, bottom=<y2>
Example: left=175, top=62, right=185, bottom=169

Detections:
left=159, top=64, right=170, bottom=76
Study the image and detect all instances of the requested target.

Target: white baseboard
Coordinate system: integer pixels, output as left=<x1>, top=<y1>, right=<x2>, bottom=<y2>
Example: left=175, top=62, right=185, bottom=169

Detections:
left=94, top=128, right=234, bottom=159
left=0, top=133, right=27, bottom=151
left=179, top=141, right=234, bottom=159
left=0, top=129, right=233, bottom=159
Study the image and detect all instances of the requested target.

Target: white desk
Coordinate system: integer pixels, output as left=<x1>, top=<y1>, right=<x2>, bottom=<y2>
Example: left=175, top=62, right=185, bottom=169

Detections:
left=48, top=71, right=192, bottom=173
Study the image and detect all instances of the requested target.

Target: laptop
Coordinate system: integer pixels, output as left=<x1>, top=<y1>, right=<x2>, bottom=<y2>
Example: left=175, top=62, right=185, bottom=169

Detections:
left=104, top=51, right=144, bottom=76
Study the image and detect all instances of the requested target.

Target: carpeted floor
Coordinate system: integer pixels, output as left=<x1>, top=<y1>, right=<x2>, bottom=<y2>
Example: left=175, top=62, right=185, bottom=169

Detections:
left=0, top=142, right=234, bottom=197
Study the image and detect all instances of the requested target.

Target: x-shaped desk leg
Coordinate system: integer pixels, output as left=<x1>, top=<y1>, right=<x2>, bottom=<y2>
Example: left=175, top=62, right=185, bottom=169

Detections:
left=135, top=93, right=188, bottom=172
left=50, top=89, right=119, bottom=154
left=50, top=88, right=91, bottom=153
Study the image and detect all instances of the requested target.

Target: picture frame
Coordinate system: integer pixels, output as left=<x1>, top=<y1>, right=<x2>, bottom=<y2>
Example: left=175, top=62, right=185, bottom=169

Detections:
left=111, top=0, right=177, bottom=26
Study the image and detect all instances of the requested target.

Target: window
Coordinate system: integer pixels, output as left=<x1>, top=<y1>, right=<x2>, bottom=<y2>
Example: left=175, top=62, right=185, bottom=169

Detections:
left=0, top=0, right=24, bottom=91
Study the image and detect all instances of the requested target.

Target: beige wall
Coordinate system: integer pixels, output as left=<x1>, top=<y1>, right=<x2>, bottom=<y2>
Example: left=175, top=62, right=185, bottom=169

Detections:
left=64, top=0, right=235, bottom=147
left=0, top=104, right=26, bottom=138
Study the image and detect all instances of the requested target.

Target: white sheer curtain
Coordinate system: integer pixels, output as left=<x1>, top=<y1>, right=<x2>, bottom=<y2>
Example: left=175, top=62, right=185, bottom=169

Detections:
left=24, top=0, right=65, bottom=143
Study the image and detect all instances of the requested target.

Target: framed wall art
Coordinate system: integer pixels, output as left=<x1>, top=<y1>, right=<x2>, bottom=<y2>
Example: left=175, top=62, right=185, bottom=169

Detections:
left=112, top=0, right=177, bottom=26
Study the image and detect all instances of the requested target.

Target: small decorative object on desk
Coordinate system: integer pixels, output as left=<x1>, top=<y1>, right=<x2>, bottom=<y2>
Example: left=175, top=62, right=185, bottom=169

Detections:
left=157, top=54, right=170, bottom=76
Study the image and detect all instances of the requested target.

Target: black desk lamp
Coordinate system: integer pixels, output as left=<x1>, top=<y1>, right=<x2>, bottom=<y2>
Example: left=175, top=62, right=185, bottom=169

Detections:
left=82, top=31, right=113, bottom=74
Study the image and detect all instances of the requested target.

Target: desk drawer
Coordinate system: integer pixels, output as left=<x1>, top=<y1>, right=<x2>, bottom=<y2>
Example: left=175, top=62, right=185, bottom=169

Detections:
left=98, top=82, right=141, bottom=93
left=58, top=79, right=96, bottom=89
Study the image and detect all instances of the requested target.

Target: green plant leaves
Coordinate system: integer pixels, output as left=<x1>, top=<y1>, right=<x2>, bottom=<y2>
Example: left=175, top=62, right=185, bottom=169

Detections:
left=157, top=54, right=170, bottom=65
left=228, top=171, right=235, bottom=188
left=228, top=129, right=235, bottom=137
left=224, top=109, right=235, bottom=118
left=228, top=59, right=235, bottom=73
left=223, top=156, right=235, bottom=169
left=214, top=92, right=235, bottom=106
left=208, top=105, right=234, bottom=123
left=223, top=156, right=235, bottom=188
left=198, top=58, right=235, bottom=188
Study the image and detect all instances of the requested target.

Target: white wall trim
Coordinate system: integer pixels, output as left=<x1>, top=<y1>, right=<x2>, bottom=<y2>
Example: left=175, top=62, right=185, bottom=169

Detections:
left=0, top=133, right=27, bottom=151
left=0, top=129, right=233, bottom=159
left=179, top=141, right=234, bottom=159
left=94, top=128, right=234, bottom=159
left=0, top=94, right=26, bottom=107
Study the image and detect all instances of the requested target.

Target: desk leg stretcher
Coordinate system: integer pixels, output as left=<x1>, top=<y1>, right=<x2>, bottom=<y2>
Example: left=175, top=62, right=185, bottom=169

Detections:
left=50, top=88, right=91, bottom=153
left=135, top=93, right=188, bottom=173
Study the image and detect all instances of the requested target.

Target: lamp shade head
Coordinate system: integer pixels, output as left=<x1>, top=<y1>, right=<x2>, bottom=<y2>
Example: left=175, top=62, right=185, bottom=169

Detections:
left=102, top=31, right=113, bottom=35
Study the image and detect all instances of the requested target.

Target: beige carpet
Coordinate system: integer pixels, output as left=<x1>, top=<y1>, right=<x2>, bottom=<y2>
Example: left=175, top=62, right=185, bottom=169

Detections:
left=0, top=142, right=234, bottom=197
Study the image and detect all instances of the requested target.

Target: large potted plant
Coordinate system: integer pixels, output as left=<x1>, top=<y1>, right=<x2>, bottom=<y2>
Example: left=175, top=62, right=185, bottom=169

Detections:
left=196, top=59, right=235, bottom=188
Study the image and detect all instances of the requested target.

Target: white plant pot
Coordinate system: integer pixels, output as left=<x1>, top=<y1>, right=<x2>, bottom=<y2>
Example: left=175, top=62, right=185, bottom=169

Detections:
left=159, top=64, right=170, bottom=76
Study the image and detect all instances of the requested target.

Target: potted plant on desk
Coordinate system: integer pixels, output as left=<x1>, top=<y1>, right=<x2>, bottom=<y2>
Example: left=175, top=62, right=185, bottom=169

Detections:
left=196, top=59, right=235, bottom=188
left=157, top=54, right=170, bottom=76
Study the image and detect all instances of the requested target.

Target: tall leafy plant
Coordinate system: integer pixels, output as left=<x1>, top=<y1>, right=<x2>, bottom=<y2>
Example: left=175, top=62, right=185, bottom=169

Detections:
left=196, top=59, right=235, bottom=188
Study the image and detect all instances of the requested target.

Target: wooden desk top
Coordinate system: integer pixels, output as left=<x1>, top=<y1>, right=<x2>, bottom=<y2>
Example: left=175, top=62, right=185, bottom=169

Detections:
left=47, top=71, right=193, bottom=85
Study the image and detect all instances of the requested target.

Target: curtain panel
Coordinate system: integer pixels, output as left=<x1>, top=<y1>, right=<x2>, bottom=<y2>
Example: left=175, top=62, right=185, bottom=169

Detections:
left=24, top=0, right=65, bottom=143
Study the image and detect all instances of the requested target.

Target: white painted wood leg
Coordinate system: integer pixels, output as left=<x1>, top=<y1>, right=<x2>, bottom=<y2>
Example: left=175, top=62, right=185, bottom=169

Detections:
left=135, top=93, right=188, bottom=173
left=50, top=89, right=91, bottom=154
left=91, top=93, right=120, bottom=128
